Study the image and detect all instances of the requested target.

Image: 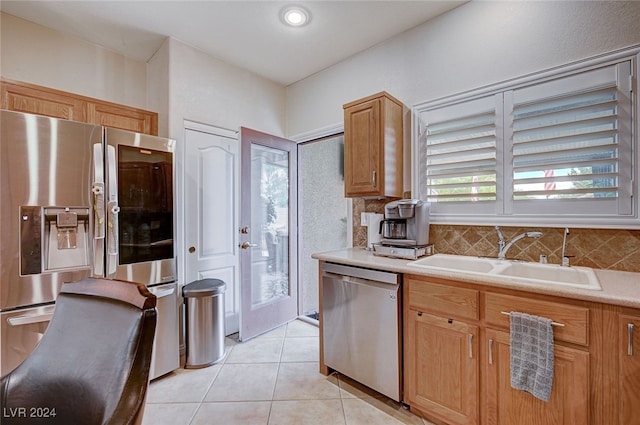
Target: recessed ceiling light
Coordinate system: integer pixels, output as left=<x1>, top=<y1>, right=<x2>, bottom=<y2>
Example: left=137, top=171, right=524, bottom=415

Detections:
left=281, top=6, right=310, bottom=27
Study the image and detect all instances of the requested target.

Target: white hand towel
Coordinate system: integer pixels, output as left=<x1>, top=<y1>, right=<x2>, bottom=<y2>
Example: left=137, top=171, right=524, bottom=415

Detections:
left=509, top=311, right=554, bottom=402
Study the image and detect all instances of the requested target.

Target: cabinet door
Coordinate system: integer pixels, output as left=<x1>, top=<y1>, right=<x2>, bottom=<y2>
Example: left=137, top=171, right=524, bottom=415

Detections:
left=87, top=101, right=158, bottom=135
left=1, top=81, right=85, bottom=121
left=617, top=314, right=640, bottom=425
left=485, top=329, right=589, bottom=425
left=344, top=97, right=381, bottom=197
left=406, top=310, right=479, bottom=425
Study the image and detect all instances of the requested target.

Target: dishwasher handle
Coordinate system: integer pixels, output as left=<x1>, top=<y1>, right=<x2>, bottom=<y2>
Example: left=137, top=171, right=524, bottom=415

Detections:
left=322, top=262, right=400, bottom=285
left=324, top=272, right=400, bottom=292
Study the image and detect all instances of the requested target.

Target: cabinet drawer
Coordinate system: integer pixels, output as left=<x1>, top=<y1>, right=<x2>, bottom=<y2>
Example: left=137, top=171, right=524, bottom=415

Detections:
left=485, top=293, right=589, bottom=346
left=408, top=279, right=479, bottom=321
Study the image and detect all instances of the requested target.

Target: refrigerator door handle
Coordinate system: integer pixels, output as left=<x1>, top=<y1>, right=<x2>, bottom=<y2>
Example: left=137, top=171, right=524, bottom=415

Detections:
left=107, top=201, right=120, bottom=256
left=93, top=143, right=106, bottom=240
left=106, top=145, right=119, bottom=278
left=92, top=142, right=106, bottom=277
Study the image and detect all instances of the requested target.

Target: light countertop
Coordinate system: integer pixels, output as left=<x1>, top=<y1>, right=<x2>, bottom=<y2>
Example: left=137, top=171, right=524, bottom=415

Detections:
left=312, top=248, right=640, bottom=309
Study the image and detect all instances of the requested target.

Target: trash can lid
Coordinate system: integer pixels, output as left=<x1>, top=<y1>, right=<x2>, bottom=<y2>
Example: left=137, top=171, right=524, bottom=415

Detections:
left=183, top=278, right=226, bottom=297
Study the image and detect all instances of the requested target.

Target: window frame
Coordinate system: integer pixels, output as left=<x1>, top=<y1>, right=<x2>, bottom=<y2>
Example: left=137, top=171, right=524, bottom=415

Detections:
left=412, top=45, right=639, bottom=229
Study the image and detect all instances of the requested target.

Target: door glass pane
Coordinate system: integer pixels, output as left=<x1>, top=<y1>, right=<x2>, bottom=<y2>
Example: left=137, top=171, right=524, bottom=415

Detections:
left=251, top=144, right=289, bottom=306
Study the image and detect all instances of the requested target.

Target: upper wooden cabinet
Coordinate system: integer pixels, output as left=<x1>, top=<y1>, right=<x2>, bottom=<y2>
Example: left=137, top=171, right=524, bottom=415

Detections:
left=1, top=79, right=158, bottom=135
left=343, top=92, right=403, bottom=198
left=1, top=80, right=85, bottom=121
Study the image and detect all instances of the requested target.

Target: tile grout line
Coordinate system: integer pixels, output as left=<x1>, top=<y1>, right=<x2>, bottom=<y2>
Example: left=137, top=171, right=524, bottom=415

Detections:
left=187, top=337, right=236, bottom=424
left=267, top=322, right=287, bottom=425
left=332, top=371, right=348, bottom=425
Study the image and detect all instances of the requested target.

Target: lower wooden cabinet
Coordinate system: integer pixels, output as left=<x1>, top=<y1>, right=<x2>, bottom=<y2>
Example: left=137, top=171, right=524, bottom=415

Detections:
left=404, top=275, right=599, bottom=425
left=612, top=311, right=640, bottom=425
left=405, top=309, right=479, bottom=425
left=484, top=328, right=589, bottom=425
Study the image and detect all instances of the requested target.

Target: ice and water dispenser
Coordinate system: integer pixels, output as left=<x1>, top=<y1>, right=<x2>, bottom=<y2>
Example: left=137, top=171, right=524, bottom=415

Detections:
left=20, top=206, right=91, bottom=275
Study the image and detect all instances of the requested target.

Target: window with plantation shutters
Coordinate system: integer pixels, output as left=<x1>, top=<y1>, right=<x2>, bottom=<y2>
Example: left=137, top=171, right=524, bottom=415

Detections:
left=506, top=62, right=633, bottom=216
left=417, top=94, right=502, bottom=216
left=414, top=47, right=638, bottom=226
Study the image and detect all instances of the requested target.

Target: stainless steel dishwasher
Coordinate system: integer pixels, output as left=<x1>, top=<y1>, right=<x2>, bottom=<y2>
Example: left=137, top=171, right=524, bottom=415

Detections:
left=322, top=262, right=402, bottom=401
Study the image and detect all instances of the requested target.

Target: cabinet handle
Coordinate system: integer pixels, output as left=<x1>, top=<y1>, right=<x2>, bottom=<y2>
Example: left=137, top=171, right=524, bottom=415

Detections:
left=629, top=323, right=635, bottom=356
left=501, top=311, right=565, bottom=327
left=488, top=338, right=494, bottom=365
left=468, top=334, right=474, bottom=358
left=372, top=170, right=377, bottom=188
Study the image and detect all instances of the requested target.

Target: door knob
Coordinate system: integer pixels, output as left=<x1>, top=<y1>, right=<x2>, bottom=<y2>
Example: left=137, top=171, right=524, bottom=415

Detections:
left=188, top=246, right=196, bottom=253
left=240, top=242, right=257, bottom=249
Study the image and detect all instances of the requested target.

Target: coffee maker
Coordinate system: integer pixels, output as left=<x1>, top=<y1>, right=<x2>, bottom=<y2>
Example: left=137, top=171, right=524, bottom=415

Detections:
left=373, top=199, right=431, bottom=259
left=380, top=199, right=430, bottom=246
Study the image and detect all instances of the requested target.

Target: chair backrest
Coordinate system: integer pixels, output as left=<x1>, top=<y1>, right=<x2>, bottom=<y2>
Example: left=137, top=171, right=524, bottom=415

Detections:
left=0, top=277, right=157, bottom=425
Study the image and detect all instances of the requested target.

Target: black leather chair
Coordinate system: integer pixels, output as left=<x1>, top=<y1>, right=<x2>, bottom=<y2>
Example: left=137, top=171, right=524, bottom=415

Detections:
left=0, top=277, right=157, bottom=425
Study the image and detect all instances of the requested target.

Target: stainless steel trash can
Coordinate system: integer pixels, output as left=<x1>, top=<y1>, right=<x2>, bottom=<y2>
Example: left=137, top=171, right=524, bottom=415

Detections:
left=183, top=279, right=226, bottom=368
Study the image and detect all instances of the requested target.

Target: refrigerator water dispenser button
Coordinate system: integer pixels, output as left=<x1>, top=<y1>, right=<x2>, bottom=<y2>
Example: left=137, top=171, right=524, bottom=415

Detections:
left=56, top=211, right=78, bottom=228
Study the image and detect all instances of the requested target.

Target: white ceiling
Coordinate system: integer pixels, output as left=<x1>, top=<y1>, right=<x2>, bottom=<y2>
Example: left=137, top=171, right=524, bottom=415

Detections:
left=0, top=1, right=466, bottom=86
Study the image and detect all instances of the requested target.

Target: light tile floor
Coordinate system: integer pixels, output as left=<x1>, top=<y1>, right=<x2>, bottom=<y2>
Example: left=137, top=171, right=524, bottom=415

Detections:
left=143, top=319, right=435, bottom=425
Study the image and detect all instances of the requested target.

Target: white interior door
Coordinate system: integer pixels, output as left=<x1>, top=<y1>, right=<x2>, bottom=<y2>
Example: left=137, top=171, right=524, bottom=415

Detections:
left=239, top=127, right=298, bottom=341
left=184, top=122, right=240, bottom=335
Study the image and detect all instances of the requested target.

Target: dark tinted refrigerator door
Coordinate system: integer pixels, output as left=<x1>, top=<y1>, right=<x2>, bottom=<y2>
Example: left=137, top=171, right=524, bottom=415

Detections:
left=104, top=127, right=177, bottom=285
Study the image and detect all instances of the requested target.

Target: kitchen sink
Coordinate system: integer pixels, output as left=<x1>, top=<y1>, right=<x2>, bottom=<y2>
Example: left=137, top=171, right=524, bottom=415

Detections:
left=407, top=254, right=602, bottom=290
left=498, top=262, right=601, bottom=289
left=408, top=254, right=497, bottom=274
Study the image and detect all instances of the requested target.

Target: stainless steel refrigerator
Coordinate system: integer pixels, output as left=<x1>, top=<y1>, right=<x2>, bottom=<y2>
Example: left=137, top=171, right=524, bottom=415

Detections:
left=0, top=110, right=179, bottom=379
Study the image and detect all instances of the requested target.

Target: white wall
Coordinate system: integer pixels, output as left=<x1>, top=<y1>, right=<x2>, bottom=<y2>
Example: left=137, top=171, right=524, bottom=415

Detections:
left=286, top=1, right=640, bottom=138
left=151, top=38, right=286, bottom=141
left=146, top=39, right=171, bottom=137
left=1, top=13, right=148, bottom=110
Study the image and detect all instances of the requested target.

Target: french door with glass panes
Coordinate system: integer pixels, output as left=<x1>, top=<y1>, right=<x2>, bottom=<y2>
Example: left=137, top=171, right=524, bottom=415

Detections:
left=239, top=127, right=298, bottom=341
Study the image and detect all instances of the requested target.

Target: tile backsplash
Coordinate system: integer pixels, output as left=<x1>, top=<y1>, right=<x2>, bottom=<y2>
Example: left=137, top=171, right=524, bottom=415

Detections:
left=353, top=199, right=640, bottom=273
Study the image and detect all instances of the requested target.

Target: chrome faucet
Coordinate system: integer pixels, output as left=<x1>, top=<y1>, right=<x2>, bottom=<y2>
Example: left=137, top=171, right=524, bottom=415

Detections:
left=561, top=227, right=570, bottom=266
left=495, top=226, right=543, bottom=260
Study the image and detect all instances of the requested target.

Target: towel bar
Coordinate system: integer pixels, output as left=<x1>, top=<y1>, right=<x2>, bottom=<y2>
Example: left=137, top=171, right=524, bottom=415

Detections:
left=501, top=311, right=565, bottom=327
